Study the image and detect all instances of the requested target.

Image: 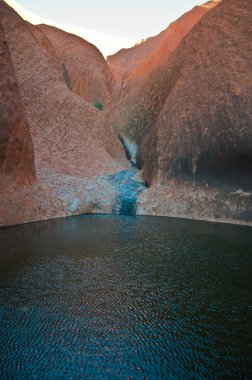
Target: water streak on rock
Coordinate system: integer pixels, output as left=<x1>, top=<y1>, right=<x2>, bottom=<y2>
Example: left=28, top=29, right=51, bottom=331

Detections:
left=102, top=167, right=147, bottom=215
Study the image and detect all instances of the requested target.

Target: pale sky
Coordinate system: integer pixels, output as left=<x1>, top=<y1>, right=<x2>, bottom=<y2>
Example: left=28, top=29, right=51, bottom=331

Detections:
left=6, top=0, right=205, bottom=56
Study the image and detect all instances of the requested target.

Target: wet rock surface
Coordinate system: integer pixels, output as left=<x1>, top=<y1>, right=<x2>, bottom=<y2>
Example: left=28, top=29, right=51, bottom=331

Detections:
left=99, top=166, right=147, bottom=216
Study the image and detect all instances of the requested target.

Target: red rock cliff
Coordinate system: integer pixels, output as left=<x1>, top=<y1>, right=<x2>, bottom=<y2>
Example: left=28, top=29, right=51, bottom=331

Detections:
left=1, top=0, right=251, bottom=227
left=140, top=0, right=252, bottom=187
left=38, top=24, right=117, bottom=107
left=0, top=0, right=127, bottom=227
left=109, top=0, right=252, bottom=223
left=0, top=19, right=35, bottom=186
left=107, top=1, right=220, bottom=90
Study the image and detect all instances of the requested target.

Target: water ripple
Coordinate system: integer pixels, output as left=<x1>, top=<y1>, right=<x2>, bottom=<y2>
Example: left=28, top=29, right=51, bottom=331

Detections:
left=0, top=215, right=252, bottom=379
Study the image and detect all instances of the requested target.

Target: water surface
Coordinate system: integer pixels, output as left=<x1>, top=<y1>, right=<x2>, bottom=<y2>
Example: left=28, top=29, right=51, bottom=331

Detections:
left=0, top=215, right=252, bottom=379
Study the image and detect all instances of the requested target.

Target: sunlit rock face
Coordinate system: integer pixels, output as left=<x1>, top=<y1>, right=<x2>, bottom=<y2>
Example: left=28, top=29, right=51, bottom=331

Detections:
left=107, top=1, right=219, bottom=90
left=109, top=0, right=252, bottom=224
left=0, top=19, right=35, bottom=186
left=0, top=0, right=128, bottom=227
left=38, top=24, right=117, bottom=107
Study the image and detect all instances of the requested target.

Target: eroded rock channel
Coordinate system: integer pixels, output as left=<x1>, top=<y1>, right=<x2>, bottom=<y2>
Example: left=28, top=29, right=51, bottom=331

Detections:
left=109, top=135, right=148, bottom=215
left=99, top=166, right=147, bottom=216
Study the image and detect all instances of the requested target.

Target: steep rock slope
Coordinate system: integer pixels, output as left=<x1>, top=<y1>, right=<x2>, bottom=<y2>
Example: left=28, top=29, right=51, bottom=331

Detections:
left=110, top=0, right=252, bottom=224
left=141, top=0, right=252, bottom=185
left=107, top=32, right=167, bottom=82
left=107, top=1, right=220, bottom=87
left=127, top=1, right=220, bottom=91
left=0, top=19, right=35, bottom=186
left=39, top=24, right=116, bottom=107
left=0, top=0, right=127, bottom=227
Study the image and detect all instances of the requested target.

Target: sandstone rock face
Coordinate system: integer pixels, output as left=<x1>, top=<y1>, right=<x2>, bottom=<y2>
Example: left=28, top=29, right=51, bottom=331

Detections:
left=107, top=1, right=220, bottom=89
left=127, top=1, right=220, bottom=92
left=0, top=0, right=128, bottom=227
left=0, top=0, right=126, bottom=173
left=109, top=0, right=252, bottom=224
left=39, top=24, right=117, bottom=107
left=1, top=0, right=251, bottom=227
left=140, top=0, right=252, bottom=186
left=137, top=180, right=252, bottom=226
left=0, top=19, right=35, bottom=187
left=107, top=33, right=167, bottom=82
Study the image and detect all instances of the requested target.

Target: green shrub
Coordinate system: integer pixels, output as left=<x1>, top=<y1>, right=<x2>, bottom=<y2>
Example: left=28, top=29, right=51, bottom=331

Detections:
left=93, top=101, right=104, bottom=111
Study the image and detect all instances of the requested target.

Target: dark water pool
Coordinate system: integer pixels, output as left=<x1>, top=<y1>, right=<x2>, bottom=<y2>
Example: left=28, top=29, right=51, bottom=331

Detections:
left=0, top=215, right=252, bottom=379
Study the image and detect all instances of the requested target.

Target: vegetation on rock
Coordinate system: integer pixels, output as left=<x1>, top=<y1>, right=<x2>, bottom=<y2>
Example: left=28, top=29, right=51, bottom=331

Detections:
left=93, top=101, right=104, bottom=111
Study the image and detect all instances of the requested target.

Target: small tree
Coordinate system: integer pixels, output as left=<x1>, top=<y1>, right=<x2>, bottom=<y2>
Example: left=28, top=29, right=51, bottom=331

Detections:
left=93, top=101, right=104, bottom=111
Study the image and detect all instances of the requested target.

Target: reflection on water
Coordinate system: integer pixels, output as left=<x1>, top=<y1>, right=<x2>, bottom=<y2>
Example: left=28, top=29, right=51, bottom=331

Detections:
left=0, top=215, right=252, bottom=379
